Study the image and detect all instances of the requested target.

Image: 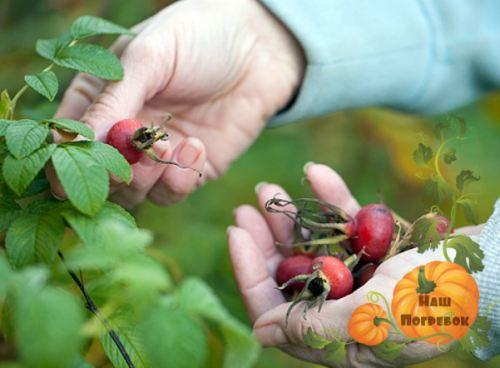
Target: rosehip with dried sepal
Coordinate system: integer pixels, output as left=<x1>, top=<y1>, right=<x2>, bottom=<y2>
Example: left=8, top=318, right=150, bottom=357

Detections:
left=276, top=255, right=313, bottom=293
left=106, top=118, right=202, bottom=176
left=277, top=255, right=356, bottom=326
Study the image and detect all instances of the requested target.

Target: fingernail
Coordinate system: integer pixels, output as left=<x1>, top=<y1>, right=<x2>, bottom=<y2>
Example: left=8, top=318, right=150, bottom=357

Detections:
left=254, top=324, right=288, bottom=346
left=226, top=225, right=235, bottom=235
left=177, top=140, right=202, bottom=167
left=303, top=161, right=315, bottom=174
left=50, top=190, right=65, bottom=201
left=254, top=182, right=268, bottom=194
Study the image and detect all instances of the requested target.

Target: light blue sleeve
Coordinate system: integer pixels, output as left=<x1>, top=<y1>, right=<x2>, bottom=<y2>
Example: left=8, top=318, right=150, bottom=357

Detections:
left=260, top=0, right=500, bottom=126
left=473, top=200, right=500, bottom=360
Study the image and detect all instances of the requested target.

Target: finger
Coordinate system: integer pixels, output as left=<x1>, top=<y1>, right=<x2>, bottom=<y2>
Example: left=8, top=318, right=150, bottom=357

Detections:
left=228, top=227, right=285, bottom=322
left=256, top=183, right=296, bottom=245
left=303, top=162, right=361, bottom=217
left=234, top=205, right=283, bottom=275
left=147, top=137, right=206, bottom=206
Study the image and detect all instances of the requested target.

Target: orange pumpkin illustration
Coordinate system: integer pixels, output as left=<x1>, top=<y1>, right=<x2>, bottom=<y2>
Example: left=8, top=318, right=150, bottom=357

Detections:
left=392, top=261, right=479, bottom=344
left=348, top=303, right=390, bottom=346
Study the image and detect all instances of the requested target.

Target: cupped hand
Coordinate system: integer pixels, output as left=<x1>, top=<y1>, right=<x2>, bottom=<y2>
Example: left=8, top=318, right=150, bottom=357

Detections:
left=228, top=163, right=476, bottom=367
left=49, top=0, right=305, bottom=208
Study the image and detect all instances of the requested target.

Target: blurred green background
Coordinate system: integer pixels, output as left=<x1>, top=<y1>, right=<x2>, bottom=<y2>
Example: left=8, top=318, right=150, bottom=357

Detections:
left=1, top=0, right=499, bottom=367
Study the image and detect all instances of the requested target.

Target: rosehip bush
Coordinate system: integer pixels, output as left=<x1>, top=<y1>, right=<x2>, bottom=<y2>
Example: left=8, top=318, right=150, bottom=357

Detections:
left=0, top=16, right=258, bottom=368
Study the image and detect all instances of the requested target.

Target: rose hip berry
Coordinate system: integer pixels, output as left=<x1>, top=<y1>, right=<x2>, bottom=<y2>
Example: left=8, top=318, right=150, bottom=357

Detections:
left=106, top=118, right=201, bottom=175
left=276, top=255, right=313, bottom=292
left=351, top=204, right=394, bottom=261
left=106, top=119, right=144, bottom=164
left=278, top=255, right=354, bottom=326
left=355, top=263, right=378, bottom=288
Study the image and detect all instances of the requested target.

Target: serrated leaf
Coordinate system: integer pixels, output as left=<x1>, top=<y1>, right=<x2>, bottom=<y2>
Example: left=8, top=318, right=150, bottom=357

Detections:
left=413, top=214, right=445, bottom=253
left=0, top=90, right=11, bottom=119
left=3, top=144, right=56, bottom=195
left=53, top=43, right=123, bottom=80
left=442, top=147, right=457, bottom=164
left=52, top=145, right=109, bottom=215
left=372, top=340, right=405, bottom=361
left=5, top=120, right=49, bottom=159
left=5, top=202, right=64, bottom=267
left=71, top=16, right=134, bottom=39
left=446, top=235, right=484, bottom=273
left=81, top=141, right=131, bottom=183
left=304, top=327, right=331, bottom=349
left=16, top=287, right=84, bottom=368
left=24, top=71, right=59, bottom=101
left=62, top=202, right=136, bottom=245
left=0, top=119, right=13, bottom=136
left=139, top=305, right=207, bottom=368
left=413, top=143, right=433, bottom=167
left=324, top=339, right=347, bottom=365
left=458, top=198, right=479, bottom=225
left=45, top=118, right=94, bottom=139
left=456, top=170, right=480, bottom=192
left=171, top=278, right=260, bottom=368
left=100, top=319, right=149, bottom=368
left=459, top=315, right=491, bottom=352
left=0, top=196, right=22, bottom=232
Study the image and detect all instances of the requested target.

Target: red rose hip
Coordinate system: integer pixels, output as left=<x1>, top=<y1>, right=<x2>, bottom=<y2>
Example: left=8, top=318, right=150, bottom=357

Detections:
left=106, top=119, right=143, bottom=164
left=276, top=255, right=313, bottom=292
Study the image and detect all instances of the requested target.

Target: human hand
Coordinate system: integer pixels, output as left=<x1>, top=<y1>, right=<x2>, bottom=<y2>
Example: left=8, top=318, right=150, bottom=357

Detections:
left=228, top=163, right=483, bottom=367
left=49, top=0, right=305, bottom=208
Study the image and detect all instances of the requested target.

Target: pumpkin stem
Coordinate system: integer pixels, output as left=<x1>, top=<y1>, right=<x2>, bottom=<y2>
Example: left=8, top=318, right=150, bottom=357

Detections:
left=416, top=266, right=436, bottom=294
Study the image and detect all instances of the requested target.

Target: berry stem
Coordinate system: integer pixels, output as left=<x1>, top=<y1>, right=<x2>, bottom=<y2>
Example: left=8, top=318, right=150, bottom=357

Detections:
left=58, top=251, right=135, bottom=368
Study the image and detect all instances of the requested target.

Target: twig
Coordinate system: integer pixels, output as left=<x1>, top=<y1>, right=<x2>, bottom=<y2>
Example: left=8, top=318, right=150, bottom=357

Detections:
left=57, top=251, right=135, bottom=368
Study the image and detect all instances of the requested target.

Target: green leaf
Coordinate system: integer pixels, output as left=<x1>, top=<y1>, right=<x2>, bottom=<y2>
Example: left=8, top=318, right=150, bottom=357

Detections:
left=446, top=235, right=484, bottom=273
left=372, top=341, right=406, bottom=361
left=0, top=119, right=13, bottom=136
left=24, top=71, right=59, bottom=102
left=5, top=120, right=49, bottom=159
left=3, top=145, right=56, bottom=195
left=324, top=339, right=347, bottom=365
left=413, top=143, right=433, bottom=167
left=71, top=16, right=134, bottom=39
left=5, top=201, right=64, bottom=267
left=0, top=255, right=11, bottom=298
left=81, top=141, right=131, bottom=183
left=425, top=178, right=452, bottom=204
left=53, top=44, right=123, bottom=81
left=458, top=198, right=479, bottom=225
left=139, top=305, right=207, bottom=368
left=45, top=118, right=94, bottom=139
left=0, top=196, right=22, bottom=232
left=442, top=147, right=457, bottom=164
left=100, top=318, right=149, bottom=368
left=459, top=315, right=491, bottom=352
left=456, top=170, right=480, bottom=192
left=0, top=90, right=11, bottom=119
left=35, top=34, right=73, bottom=60
left=52, top=145, right=109, bottom=215
left=2, top=292, right=16, bottom=341
left=412, top=214, right=444, bottom=253
left=304, top=327, right=331, bottom=349
left=171, top=278, right=260, bottom=368
left=62, top=202, right=136, bottom=245
left=16, top=287, right=84, bottom=368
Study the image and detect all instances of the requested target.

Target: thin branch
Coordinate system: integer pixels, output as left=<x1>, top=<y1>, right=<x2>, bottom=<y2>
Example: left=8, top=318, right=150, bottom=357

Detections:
left=58, top=251, right=135, bottom=368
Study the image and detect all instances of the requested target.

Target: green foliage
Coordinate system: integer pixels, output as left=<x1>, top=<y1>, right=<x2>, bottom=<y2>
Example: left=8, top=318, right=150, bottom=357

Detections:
left=303, top=328, right=330, bottom=349
left=413, top=143, right=433, bottom=167
left=0, top=197, right=22, bottom=232
left=456, top=170, right=480, bottom=192
left=52, top=145, right=109, bottom=215
left=5, top=119, right=49, bottom=159
left=412, top=215, right=443, bottom=252
left=445, top=235, right=484, bottom=273
left=84, top=141, right=132, bottom=184
left=372, top=341, right=406, bottom=361
left=459, top=315, right=491, bottom=353
left=3, top=144, right=56, bottom=195
left=24, top=71, right=59, bottom=101
left=70, top=16, right=134, bottom=40
left=45, top=118, right=95, bottom=139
